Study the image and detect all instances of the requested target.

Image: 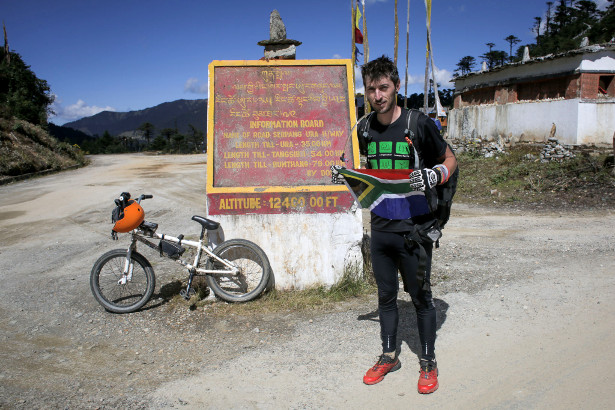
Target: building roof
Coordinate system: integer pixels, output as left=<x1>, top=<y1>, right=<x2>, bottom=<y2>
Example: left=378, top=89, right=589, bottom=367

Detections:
left=453, top=43, right=615, bottom=93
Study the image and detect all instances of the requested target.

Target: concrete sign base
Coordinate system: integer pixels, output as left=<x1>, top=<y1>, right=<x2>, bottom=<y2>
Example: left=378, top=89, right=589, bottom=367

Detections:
left=210, top=208, right=364, bottom=290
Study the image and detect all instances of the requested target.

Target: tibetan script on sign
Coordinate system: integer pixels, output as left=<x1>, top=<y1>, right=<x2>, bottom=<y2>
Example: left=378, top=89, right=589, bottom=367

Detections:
left=206, top=59, right=359, bottom=215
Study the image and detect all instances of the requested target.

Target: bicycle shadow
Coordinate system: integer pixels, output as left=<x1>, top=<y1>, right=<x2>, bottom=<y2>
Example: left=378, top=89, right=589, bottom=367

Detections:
left=357, top=297, right=449, bottom=361
left=137, top=280, right=188, bottom=311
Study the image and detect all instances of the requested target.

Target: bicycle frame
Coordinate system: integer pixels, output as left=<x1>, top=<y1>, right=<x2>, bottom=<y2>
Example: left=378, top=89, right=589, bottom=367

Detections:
left=123, top=229, right=239, bottom=277
left=92, top=193, right=271, bottom=310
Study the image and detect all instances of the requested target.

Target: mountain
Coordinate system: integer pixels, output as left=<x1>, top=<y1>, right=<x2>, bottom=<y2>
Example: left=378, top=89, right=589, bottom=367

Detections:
left=48, top=123, right=94, bottom=145
left=60, top=99, right=208, bottom=137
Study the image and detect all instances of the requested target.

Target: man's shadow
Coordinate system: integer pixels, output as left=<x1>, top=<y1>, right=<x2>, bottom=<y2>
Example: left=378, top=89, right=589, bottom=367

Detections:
left=357, top=297, right=449, bottom=360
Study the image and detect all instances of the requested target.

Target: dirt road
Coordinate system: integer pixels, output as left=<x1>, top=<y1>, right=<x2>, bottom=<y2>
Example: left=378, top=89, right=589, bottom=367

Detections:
left=0, top=154, right=614, bottom=409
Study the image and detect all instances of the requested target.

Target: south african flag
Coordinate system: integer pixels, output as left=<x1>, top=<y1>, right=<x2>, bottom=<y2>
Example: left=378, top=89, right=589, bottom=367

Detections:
left=338, top=168, right=430, bottom=220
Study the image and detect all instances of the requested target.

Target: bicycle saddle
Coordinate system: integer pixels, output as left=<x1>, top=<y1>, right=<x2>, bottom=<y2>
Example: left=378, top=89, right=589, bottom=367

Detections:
left=191, top=215, right=220, bottom=231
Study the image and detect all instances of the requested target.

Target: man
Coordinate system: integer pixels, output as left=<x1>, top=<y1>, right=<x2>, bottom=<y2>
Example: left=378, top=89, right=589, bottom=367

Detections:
left=432, top=116, right=443, bottom=133
left=356, top=56, right=457, bottom=393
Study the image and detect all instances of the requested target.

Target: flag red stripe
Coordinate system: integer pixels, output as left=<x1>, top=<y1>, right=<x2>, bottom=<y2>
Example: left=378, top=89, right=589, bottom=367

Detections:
left=352, top=169, right=413, bottom=180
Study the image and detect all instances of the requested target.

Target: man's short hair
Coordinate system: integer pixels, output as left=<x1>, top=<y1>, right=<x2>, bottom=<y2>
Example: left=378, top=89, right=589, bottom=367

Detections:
left=361, top=55, right=400, bottom=86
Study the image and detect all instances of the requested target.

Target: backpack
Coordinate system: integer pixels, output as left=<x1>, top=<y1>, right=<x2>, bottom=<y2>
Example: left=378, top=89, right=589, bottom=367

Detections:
left=357, top=109, right=459, bottom=230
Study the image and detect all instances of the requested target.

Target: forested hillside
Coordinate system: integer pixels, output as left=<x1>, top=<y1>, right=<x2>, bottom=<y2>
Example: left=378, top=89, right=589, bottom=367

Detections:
left=1, top=46, right=86, bottom=182
left=54, top=99, right=208, bottom=154
left=61, top=99, right=207, bottom=138
left=455, top=0, right=615, bottom=75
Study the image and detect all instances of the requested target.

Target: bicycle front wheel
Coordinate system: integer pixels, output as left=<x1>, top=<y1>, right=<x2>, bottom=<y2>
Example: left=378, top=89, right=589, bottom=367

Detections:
left=90, top=249, right=155, bottom=313
left=205, top=239, right=271, bottom=303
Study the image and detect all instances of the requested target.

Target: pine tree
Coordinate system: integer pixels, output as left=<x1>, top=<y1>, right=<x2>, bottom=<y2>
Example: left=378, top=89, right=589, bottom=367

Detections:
left=1, top=48, right=54, bottom=126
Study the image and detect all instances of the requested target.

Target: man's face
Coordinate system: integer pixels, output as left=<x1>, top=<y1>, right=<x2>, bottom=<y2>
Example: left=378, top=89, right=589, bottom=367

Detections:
left=364, top=75, right=400, bottom=115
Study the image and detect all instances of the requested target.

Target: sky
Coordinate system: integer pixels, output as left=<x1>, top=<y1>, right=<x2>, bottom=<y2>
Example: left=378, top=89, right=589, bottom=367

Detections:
left=3, top=0, right=610, bottom=125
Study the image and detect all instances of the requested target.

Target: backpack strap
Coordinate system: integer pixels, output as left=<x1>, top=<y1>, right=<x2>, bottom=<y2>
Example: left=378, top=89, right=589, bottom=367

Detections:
left=404, top=109, right=422, bottom=170
left=405, top=109, right=439, bottom=221
left=356, top=111, right=375, bottom=156
left=404, top=219, right=441, bottom=291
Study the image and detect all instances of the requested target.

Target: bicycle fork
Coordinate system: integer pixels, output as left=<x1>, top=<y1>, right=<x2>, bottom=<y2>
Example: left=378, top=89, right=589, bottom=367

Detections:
left=119, top=243, right=136, bottom=285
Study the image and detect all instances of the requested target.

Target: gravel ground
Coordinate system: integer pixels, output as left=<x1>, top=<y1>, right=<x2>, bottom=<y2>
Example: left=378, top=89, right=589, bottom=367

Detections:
left=0, top=153, right=614, bottom=409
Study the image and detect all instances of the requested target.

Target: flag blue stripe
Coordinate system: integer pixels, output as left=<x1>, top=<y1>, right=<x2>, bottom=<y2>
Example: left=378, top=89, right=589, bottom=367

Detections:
left=370, top=193, right=431, bottom=220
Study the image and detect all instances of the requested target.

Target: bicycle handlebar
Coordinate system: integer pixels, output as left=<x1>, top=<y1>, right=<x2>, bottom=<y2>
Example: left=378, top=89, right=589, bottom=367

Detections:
left=116, top=192, right=153, bottom=206
left=136, top=194, right=153, bottom=204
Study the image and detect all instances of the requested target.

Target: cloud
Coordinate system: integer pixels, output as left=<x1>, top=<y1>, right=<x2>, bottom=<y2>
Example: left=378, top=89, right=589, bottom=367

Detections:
left=434, top=68, right=454, bottom=88
left=401, top=73, right=423, bottom=86
left=353, top=64, right=453, bottom=96
left=447, top=5, right=465, bottom=13
left=50, top=97, right=115, bottom=123
left=595, top=0, right=609, bottom=10
left=354, top=65, right=364, bottom=94
left=184, top=77, right=208, bottom=95
left=403, top=67, right=454, bottom=90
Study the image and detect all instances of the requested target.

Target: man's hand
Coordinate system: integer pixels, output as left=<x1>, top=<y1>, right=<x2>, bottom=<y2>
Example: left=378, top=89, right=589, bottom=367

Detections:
left=409, top=168, right=439, bottom=191
left=331, top=165, right=346, bottom=184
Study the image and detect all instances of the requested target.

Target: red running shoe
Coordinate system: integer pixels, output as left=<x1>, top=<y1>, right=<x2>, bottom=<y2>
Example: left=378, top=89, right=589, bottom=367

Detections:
left=363, top=354, right=401, bottom=385
left=417, top=359, right=439, bottom=394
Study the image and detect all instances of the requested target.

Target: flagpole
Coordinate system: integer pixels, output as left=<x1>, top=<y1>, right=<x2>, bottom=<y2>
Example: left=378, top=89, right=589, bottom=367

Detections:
left=351, top=0, right=356, bottom=67
left=424, top=0, right=443, bottom=117
left=363, top=0, right=369, bottom=64
left=423, top=0, right=430, bottom=114
left=404, top=0, right=410, bottom=109
left=362, top=0, right=370, bottom=114
left=427, top=27, right=443, bottom=117
left=351, top=0, right=356, bottom=102
left=394, top=0, right=399, bottom=66
left=423, top=48, right=429, bottom=113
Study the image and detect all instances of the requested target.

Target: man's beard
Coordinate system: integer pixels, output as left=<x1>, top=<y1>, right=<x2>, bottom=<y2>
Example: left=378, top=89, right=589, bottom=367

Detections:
left=371, top=98, right=394, bottom=114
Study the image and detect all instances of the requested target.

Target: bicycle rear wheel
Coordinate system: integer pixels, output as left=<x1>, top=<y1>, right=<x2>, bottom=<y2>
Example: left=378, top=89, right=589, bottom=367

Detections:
left=90, top=249, right=155, bottom=313
left=205, top=239, right=271, bottom=303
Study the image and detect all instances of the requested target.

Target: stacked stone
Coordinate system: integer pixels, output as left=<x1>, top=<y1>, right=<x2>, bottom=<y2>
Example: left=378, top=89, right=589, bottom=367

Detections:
left=540, top=138, right=576, bottom=162
left=448, top=138, right=481, bottom=155
left=448, top=137, right=507, bottom=158
left=482, top=141, right=507, bottom=158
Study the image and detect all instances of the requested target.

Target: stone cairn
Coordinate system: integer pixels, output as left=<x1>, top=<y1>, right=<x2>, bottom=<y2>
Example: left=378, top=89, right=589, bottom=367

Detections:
left=539, top=138, right=576, bottom=162
left=257, top=10, right=302, bottom=60
left=448, top=135, right=577, bottom=162
left=448, top=134, right=510, bottom=158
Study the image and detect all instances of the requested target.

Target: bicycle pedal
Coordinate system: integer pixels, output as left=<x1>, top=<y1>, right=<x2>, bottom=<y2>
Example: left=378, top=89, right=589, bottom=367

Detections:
left=179, top=288, right=195, bottom=300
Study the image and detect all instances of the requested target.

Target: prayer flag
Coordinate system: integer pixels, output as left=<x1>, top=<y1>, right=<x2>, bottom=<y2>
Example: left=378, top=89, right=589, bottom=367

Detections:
left=355, top=7, right=364, bottom=44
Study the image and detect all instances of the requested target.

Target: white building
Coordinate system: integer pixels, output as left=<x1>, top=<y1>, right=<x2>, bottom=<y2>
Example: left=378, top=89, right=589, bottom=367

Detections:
left=448, top=43, right=615, bottom=146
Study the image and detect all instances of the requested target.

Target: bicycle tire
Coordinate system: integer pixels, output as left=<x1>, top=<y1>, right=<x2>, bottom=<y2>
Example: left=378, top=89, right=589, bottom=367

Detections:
left=205, top=239, right=271, bottom=303
left=90, top=249, right=155, bottom=313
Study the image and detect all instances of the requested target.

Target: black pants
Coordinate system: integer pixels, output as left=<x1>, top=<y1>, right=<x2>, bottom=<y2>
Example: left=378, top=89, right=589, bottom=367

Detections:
left=370, top=229, right=436, bottom=361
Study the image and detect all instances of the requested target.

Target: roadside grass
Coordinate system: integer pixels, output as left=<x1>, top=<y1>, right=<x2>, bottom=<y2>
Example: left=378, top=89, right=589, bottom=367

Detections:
left=0, top=116, right=88, bottom=182
left=175, top=261, right=377, bottom=316
left=456, top=144, right=615, bottom=208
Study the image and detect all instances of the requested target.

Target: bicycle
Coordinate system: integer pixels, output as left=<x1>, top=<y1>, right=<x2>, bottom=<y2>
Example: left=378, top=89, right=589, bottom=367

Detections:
left=90, top=193, right=272, bottom=313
